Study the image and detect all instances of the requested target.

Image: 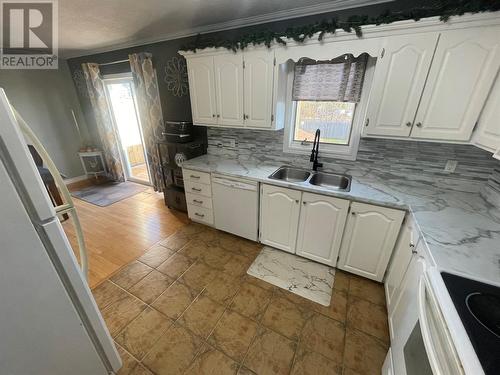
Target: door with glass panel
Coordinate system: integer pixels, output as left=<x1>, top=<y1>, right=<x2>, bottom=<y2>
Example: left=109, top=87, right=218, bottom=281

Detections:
left=104, top=76, right=150, bottom=184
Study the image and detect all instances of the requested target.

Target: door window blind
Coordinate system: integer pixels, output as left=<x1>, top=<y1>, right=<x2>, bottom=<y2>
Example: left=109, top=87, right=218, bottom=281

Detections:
left=292, top=54, right=368, bottom=102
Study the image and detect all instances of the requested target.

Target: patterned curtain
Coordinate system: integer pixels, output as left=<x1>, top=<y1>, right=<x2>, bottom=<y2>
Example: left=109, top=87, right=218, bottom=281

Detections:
left=129, top=53, right=165, bottom=192
left=293, top=54, right=368, bottom=102
left=81, top=63, right=125, bottom=181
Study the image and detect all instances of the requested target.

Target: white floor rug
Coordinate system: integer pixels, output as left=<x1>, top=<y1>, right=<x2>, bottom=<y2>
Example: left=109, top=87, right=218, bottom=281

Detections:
left=247, top=246, right=335, bottom=306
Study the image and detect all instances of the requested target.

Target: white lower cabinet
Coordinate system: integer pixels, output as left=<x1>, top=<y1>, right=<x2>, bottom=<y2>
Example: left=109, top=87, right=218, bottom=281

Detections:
left=384, top=218, right=418, bottom=315
left=296, top=192, right=349, bottom=266
left=382, top=348, right=394, bottom=375
left=337, top=202, right=405, bottom=281
left=259, top=184, right=301, bottom=253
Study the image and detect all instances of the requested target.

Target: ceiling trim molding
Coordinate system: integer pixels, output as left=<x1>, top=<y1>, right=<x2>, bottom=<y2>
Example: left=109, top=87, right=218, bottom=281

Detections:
left=65, top=0, right=393, bottom=58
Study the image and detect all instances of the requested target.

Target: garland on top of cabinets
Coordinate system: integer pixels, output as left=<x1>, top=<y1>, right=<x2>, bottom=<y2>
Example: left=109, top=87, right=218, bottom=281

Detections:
left=180, top=0, right=500, bottom=52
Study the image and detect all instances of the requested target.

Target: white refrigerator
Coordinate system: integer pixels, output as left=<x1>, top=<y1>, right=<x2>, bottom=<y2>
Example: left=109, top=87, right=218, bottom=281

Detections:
left=0, top=89, right=122, bottom=374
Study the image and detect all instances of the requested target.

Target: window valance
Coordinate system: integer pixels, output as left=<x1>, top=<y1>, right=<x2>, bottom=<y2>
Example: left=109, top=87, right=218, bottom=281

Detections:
left=292, top=53, right=368, bottom=102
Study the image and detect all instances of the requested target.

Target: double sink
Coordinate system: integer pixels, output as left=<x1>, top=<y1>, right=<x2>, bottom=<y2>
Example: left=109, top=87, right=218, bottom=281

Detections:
left=269, top=166, right=351, bottom=192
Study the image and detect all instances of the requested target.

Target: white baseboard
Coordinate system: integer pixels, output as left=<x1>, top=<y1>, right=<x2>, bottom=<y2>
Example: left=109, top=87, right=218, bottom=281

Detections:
left=63, top=175, right=88, bottom=185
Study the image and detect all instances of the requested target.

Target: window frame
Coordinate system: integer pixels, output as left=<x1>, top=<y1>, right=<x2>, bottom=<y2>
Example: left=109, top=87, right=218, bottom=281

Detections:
left=283, top=58, right=375, bottom=161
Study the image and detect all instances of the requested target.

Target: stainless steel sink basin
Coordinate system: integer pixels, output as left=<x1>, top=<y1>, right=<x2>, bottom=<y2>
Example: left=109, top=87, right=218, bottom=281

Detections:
left=269, top=167, right=311, bottom=182
left=309, top=172, right=351, bottom=191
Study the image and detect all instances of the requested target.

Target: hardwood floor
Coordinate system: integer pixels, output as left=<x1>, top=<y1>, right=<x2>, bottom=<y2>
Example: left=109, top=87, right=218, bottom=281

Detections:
left=63, top=185, right=189, bottom=288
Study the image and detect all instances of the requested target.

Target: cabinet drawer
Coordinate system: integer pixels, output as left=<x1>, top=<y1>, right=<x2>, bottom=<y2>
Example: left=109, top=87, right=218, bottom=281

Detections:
left=185, top=192, right=213, bottom=210
left=187, top=204, right=214, bottom=225
left=185, top=180, right=212, bottom=197
left=183, top=169, right=211, bottom=185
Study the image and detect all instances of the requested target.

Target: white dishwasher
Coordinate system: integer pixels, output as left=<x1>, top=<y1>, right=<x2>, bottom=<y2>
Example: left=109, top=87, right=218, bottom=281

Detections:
left=212, top=174, right=259, bottom=241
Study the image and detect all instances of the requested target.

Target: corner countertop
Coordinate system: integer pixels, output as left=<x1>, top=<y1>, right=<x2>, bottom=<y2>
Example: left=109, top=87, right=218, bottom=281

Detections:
left=182, top=154, right=500, bottom=287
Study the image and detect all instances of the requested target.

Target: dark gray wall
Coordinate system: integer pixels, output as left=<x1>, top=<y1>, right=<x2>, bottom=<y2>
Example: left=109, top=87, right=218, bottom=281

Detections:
left=0, top=60, right=90, bottom=178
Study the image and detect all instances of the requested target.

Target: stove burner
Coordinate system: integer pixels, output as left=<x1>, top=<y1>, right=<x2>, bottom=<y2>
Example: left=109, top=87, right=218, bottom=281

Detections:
left=466, top=292, right=500, bottom=338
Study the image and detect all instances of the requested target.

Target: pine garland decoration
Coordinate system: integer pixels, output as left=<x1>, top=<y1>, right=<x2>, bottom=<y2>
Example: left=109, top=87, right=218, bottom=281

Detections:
left=180, top=0, right=500, bottom=52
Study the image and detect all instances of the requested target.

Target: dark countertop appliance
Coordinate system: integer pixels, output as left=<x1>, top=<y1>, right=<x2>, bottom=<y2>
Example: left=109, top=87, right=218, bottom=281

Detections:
left=158, top=121, right=206, bottom=212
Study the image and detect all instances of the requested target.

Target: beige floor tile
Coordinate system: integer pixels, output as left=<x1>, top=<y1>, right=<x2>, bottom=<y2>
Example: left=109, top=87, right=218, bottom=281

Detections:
left=208, top=309, right=259, bottom=362
left=129, top=270, right=173, bottom=304
left=201, top=246, right=233, bottom=270
left=92, top=280, right=129, bottom=311
left=343, top=328, right=388, bottom=375
left=244, top=327, right=297, bottom=375
left=242, top=274, right=276, bottom=292
left=138, top=244, right=175, bottom=268
left=223, top=254, right=253, bottom=278
left=101, top=293, right=146, bottom=336
left=313, top=290, right=348, bottom=323
left=115, top=307, right=172, bottom=360
left=333, top=270, right=350, bottom=293
left=290, top=346, right=342, bottom=375
left=156, top=253, right=195, bottom=279
left=216, top=234, right=262, bottom=259
left=230, top=282, right=272, bottom=321
left=185, top=343, right=239, bottom=375
left=237, top=367, right=257, bottom=375
left=203, top=273, right=242, bottom=306
left=110, top=261, right=153, bottom=290
left=177, top=240, right=210, bottom=261
left=178, top=295, right=225, bottom=339
left=349, top=276, right=386, bottom=307
left=300, top=313, right=345, bottom=364
left=116, top=344, right=140, bottom=375
left=152, top=281, right=199, bottom=320
left=178, top=261, right=218, bottom=292
left=261, top=296, right=312, bottom=341
left=142, top=324, right=203, bottom=375
left=347, top=296, right=389, bottom=344
left=159, top=232, right=190, bottom=252
left=129, top=365, right=154, bottom=375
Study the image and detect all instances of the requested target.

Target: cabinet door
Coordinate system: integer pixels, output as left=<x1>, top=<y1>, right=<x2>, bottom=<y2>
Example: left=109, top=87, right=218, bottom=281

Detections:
left=260, top=184, right=301, bottom=253
left=473, top=74, right=500, bottom=151
left=296, top=192, right=349, bottom=266
left=412, top=26, right=500, bottom=141
left=384, top=220, right=416, bottom=315
left=214, top=53, right=244, bottom=126
left=243, top=49, right=274, bottom=128
left=338, top=202, right=405, bottom=281
left=187, top=56, right=217, bottom=125
left=365, top=33, right=438, bottom=137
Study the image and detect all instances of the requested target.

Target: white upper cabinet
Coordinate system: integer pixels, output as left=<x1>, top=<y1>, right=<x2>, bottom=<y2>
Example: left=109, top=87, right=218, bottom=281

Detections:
left=186, top=56, right=217, bottom=125
left=412, top=26, right=500, bottom=141
left=260, top=185, right=301, bottom=253
left=214, top=54, right=244, bottom=126
left=243, top=49, right=275, bottom=128
left=296, top=193, right=349, bottom=266
left=183, top=49, right=279, bottom=129
left=365, top=33, right=438, bottom=137
left=473, top=73, right=500, bottom=152
left=338, top=202, right=405, bottom=281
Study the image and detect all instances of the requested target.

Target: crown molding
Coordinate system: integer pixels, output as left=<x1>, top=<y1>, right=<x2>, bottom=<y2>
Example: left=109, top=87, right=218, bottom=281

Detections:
left=64, top=0, right=392, bottom=59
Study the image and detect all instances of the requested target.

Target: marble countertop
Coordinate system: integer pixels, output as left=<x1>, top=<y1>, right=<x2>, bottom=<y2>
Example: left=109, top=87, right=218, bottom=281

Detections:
left=183, top=154, right=500, bottom=286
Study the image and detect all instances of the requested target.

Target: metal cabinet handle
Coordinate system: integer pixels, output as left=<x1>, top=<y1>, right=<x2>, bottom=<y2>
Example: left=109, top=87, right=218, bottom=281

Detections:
left=217, top=114, right=220, bottom=118
left=212, top=114, right=216, bottom=118
left=194, top=213, right=205, bottom=218
left=351, top=211, right=356, bottom=215
left=295, top=199, right=299, bottom=204
left=406, top=121, right=412, bottom=127
left=193, top=199, right=203, bottom=204
left=190, top=175, right=200, bottom=179
left=303, top=201, right=307, bottom=205
left=416, top=122, right=422, bottom=128
left=191, top=187, right=202, bottom=192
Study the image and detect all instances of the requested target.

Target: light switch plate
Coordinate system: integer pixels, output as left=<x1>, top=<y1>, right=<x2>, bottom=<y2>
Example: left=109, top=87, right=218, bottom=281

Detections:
left=444, top=160, right=458, bottom=173
left=228, top=139, right=236, bottom=147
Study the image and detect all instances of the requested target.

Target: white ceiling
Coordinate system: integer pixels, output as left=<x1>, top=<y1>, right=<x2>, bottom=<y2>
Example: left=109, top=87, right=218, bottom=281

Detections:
left=59, top=0, right=392, bottom=57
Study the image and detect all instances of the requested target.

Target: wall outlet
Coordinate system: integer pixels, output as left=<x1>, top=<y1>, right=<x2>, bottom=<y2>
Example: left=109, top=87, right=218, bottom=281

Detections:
left=444, top=160, right=458, bottom=173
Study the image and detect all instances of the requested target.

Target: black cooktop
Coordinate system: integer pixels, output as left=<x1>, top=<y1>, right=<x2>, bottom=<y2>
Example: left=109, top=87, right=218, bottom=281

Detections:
left=441, top=272, right=500, bottom=374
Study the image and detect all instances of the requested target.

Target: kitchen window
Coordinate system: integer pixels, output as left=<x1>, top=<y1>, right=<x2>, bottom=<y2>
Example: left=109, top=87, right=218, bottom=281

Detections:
left=284, top=54, right=373, bottom=160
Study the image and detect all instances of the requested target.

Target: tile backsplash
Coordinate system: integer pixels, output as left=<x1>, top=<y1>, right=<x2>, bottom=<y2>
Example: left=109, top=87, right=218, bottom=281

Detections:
left=207, top=127, right=498, bottom=181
